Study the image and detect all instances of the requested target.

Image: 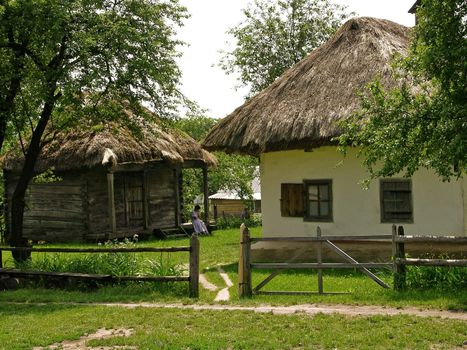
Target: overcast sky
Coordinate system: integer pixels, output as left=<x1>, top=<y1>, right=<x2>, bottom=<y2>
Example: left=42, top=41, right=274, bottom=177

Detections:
left=177, top=0, right=416, bottom=119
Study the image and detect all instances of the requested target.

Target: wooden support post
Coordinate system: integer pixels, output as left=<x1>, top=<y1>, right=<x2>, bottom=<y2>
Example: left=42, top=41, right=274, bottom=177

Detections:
left=202, top=165, right=209, bottom=223
left=316, top=226, right=323, bottom=294
left=238, top=224, right=252, bottom=298
left=0, top=249, right=2, bottom=268
left=142, top=171, right=150, bottom=229
left=189, top=234, right=200, bottom=298
left=107, top=172, right=117, bottom=238
left=393, top=225, right=406, bottom=291
left=174, top=167, right=181, bottom=227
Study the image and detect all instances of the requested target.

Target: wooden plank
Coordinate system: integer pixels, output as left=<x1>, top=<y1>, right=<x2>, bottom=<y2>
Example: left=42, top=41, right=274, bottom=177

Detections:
left=325, top=240, right=390, bottom=289
left=115, top=276, right=190, bottom=282
left=393, top=225, right=406, bottom=290
left=189, top=234, right=200, bottom=298
left=25, top=210, right=84, bottom=219
left=203, top=165, right=209, bottom=223
left=316, top=227, right=323, bottom=294
left=251, top=263, right=392, bottom=269
left=174, top=166, right=181, bottom=226
left=142, top=171, right=150, bottom=229
left=0, top=246, right=191, bottom=253
left=29, top=185, right=83, bottom=195
left=250, top=235, right=392, bottom=243
left=0, top=269, right=191, bottom=283
left=23, top=219, right=85, bottom=229
left=394, top=236, right=467, bottom=244
left=396, top=258, right=467, bottom=267
left=107, top=172, right=117, bottom=237
left=0, top=268, right=111, bottom=280
left=257, top=291, right=348, bottom=295
left=251, top=237, right=318, bottom=243
left=238, top=224, right=252, bottom=298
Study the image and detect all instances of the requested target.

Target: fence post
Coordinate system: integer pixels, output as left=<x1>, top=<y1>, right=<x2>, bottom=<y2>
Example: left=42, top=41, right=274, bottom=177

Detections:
left=189, top=234, right=200, bottom=298
left=238, top=223, right=252, bottom=298
left=393, top=225, right=406, bottom=291
left=0, top=249, right=2, bottom=268
left=316, top=226, right=323, bottom=294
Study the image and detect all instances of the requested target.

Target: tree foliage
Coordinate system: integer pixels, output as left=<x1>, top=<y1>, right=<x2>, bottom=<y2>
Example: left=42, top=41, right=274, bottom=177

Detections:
left=339, top=0, right=466, bottom=180
left=174, top=115, right=258, bottom=218
left=0, top=0, right=188, bottom=248
left=219, top=0, right=351, bottom=95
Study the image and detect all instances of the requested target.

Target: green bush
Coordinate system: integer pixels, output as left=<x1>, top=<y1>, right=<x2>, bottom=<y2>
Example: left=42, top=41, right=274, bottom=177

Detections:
left=216, top=213, right=262, bottom=230
left=406, top=265, right=467, bottom=290
left=16, top=238, right=184, bottom=279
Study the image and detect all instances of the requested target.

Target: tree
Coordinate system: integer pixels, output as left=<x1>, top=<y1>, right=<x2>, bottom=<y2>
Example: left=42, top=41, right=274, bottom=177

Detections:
left=339, top=0, right=466, bottom=180
left=219, top=0, right=351, bottom=95
left=0, top=0, right=188, bottom=251
left=174, top=115, right=258, bottom=218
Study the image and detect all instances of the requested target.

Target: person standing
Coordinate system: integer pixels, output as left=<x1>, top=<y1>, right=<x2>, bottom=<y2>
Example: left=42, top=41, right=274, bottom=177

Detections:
left=191, top=205, right=209, bottom=235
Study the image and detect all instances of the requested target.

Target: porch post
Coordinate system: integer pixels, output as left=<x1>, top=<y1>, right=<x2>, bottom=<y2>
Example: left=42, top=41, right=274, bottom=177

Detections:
left=142, top=170, right=149, bottom=229
left=107, top=171, right=117, bottom=238
left=202, top=164, right=209, bottom=223
left=174, top=166, right=181, bottom=226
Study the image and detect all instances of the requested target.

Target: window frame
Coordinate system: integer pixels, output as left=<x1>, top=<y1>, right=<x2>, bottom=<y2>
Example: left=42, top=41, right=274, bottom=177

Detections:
left=303, top=179, right=333, bottom=222
left=380, top=179, right=414, bottom=223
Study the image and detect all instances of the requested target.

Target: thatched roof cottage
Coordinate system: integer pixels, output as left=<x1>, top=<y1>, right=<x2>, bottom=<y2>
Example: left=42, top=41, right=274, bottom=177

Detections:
left=4, top=116, right=216, bottom=242
left=204, top=17, right=467, bottom=247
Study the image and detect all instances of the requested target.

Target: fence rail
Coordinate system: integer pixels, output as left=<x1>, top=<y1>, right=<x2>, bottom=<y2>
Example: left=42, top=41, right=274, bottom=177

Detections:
left=239, top=224, right=467, bottom=297
left=392, top=226, right=467, bottom=290
left=0, top=235, right=200, bottom=298
left=250, top=235, right=393, bottom=243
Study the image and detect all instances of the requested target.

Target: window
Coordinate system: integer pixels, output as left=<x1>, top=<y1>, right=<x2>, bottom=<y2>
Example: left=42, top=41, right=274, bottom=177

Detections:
left=280, top=183, right=304, bottom=217
left=304, top=180, right=332, bottom=222
left=380, top=179, right=413, bottom=223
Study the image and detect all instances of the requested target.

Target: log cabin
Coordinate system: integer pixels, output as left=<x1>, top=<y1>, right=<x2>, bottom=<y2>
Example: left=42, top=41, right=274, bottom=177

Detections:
left=3, top=116, right=216, bottom=242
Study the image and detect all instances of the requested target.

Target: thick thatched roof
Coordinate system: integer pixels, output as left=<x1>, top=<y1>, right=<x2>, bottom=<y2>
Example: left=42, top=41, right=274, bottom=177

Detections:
left=3, top=116, right=216, bottom=172
left=203, top=17, right=410, bottom=156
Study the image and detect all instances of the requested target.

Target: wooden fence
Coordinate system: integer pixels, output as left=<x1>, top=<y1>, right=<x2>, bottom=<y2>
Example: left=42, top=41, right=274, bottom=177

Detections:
left=0, top=234, right=200, bottom=298
left=392, top=225, right=467, bottom=290
left=239, top=224, right=467, bottom=297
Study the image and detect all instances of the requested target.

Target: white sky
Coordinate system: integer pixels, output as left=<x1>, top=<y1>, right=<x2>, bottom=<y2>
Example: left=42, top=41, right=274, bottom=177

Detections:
left=177, top=0, right=416, bottom=119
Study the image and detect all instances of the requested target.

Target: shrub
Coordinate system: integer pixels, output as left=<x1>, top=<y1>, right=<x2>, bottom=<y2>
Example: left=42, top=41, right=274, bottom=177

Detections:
left=16, top=237, right=183, bottom=279
left=216, top=213, right=262, bottom=229
left=406, top=265, right=467, bottom=290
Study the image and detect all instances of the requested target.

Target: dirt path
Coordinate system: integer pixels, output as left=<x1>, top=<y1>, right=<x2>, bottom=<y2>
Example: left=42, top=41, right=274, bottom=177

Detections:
left=17, top=302, right=466, bottom=321
left=32, top=328, right=136, bottom=350
left=97, top=302, right=467, bottom=320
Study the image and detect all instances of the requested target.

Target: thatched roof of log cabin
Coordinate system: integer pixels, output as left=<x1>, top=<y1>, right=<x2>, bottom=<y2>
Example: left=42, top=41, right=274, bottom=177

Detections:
left=202, top=17, right=410, bottom=156
left=3, top=113, right=216, bottom=172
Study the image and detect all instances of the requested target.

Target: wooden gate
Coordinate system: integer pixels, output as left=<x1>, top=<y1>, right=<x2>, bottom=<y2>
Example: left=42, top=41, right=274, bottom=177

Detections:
left=239, top=225, right=467, bottom=297
left=238, top=224, right=392, bottom=297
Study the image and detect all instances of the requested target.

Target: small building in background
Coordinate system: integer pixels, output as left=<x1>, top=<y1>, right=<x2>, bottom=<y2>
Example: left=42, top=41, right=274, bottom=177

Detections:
left=210, top=168, right=261, bottom=219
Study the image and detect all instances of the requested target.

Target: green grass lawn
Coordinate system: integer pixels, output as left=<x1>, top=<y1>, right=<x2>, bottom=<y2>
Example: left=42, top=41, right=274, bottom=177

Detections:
left=0, top=303, right=466, bottom=350
left=1, top=227, right=466, bottom=310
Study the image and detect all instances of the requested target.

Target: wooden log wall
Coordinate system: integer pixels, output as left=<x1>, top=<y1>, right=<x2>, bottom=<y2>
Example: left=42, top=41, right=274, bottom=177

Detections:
left=5, top=172, right=86, bottom=242
left=87, top=169, right=111, bottom=239
left=5, top=164, right=179, bottom=242
left=147, top=167, right=176, bottom=229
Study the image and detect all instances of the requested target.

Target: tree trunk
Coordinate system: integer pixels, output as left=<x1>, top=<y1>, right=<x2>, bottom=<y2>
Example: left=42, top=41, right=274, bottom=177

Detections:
left=9, top=95, right=55, bottom=262
left=0, top=61, right=23, bottom=155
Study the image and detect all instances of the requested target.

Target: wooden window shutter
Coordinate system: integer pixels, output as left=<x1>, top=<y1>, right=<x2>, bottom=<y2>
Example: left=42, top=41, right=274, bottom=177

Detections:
left=281, top=183, right=304, bottom=217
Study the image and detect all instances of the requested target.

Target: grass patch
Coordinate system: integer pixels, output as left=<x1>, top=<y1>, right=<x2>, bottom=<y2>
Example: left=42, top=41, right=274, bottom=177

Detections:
left=0, top=303, right=466, bottom=350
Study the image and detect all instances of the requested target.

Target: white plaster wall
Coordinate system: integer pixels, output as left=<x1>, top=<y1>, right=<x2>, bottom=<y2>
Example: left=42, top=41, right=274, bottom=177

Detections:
left=260, top=147, right=466, bottom=237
